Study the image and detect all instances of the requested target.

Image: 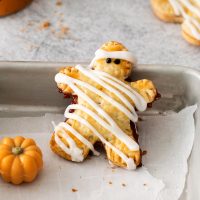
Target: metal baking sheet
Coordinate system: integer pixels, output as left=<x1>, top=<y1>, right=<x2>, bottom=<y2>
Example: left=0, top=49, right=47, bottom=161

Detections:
left=0, top=61, right=200, bottom=200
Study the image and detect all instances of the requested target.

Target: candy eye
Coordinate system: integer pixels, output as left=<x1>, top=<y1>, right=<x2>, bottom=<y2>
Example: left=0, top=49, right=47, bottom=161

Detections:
left=106, top=58, right=112, bottom=64
left=114, top=59, right=120, bottom=64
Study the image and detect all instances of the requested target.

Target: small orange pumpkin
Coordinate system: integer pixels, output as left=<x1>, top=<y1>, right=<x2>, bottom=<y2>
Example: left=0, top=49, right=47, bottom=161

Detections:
left=0, top=136, right=43, bottom=185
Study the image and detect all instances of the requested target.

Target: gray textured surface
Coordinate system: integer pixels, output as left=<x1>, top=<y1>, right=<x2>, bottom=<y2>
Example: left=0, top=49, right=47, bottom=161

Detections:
left=0, top=0, right=200, bottom=68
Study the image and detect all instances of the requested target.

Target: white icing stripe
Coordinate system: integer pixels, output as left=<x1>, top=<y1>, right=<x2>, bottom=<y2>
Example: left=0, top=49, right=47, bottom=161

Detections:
left=169, top=0, right=181, bottom=15
left=185, top=19, right=200, bottom=40
left=55, top=73, right=138, bottom=122
left=54, top=65, right=146, bottom=168
left=93, top=70, right=147, bottom=111
left=169, top=0, right=200, bottom=40
left=76, top=65, right=136, bottom=113
left=191, top=17, right=200, bottom=30
left=55, top=73, right=116, bottom=127
left=64, top=111, right=136, bottom=170
left=90, top=49, right=136, bottom=67
left=57, top=122, right=100, bottom=156
left=181, top=0, right=200, bottom=18
left=193, top=0, right=200, bottom=7
left=65, top=104, right=139, bottom=150
left=54, top=124, right=84, bottom=162
left=54, top=134, right=72, bottom=157
left=55, top=66, right=143, bottom=150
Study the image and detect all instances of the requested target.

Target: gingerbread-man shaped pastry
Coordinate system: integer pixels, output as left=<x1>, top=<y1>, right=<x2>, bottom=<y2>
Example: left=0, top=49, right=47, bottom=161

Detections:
left=50, top=41, right=158, bottom=170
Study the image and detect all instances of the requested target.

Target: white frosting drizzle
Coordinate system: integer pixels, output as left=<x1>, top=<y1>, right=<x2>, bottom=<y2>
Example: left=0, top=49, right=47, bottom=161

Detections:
left=169, top=0, right=200, bottom=40
left=54, top=123, right=84, bottom=162
left=76, top=65, right=135, bottom=113
left=54, top=65, right=147, bottom=169
left=181, top=0, right=200, bottom=18
left=65, top=104, right=139, bottom=150
left=55, top=72, right=140, bottom=150
left=193, top=0, right=200, bottom=7
left=61, top=122, right=99, bottom=154
left=93, top=70, right=147, bottom=112
left=89, top=49, right=136, bottom=67
left=64, top=110, right=136, bottom=170
left=55, top=73, right=138, bottom=122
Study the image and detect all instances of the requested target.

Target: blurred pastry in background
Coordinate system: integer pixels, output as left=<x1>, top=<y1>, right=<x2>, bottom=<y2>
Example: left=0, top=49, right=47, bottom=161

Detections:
left=151, top=0, right=200, bottom=46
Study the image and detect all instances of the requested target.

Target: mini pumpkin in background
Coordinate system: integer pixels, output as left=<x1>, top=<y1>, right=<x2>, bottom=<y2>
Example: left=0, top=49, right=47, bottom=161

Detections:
left=0, top=0, right=33, bottom=17
left=0, top=136, right=43, bottom=185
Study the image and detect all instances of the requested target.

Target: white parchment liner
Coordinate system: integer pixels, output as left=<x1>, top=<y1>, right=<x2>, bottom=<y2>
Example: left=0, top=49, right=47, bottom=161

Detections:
left=0, top=105, right=196, bottom=200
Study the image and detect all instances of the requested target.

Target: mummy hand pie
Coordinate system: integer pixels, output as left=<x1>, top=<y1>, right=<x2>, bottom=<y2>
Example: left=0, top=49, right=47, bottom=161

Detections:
left=151, top=0, right=200, bottom=45
left=50, top=41, right=159, bottom=170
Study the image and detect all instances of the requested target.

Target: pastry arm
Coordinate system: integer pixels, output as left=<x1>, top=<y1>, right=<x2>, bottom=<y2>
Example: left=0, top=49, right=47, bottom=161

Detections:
left=131, top=79, right=157, bottom=103
left=57, top=66, right=80, bottom=95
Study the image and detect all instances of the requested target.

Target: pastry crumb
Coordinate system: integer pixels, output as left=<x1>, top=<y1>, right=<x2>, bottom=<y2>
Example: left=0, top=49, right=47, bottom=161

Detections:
left=52, top=25, right=69, bottom=39
left=142, top=150, right=147, bottom=155
left=61, top=26, right=69, bottom=34
left=72, top=188, right=78, bottom=192
left=20, top=20, right=36, bottom=33
left=122, top=183, right=126, bottom=187
left=87, top=156, right=91, bottom=160
left=51, top=28, right=56, bottom=34
left=54, top=25, right=69, bottom=38
left=108, top=181, right=112, bottom=185
left=138, top=117, right=143, bottom=121
left=20, top=28, right=27, bottom=33
left=112, top=169, right=115, bottom=172
left=143, top=183, right=147, bottom=186
left=56, top=0, right=62, bottom=6
left=40, top=21, right=51, bottom=30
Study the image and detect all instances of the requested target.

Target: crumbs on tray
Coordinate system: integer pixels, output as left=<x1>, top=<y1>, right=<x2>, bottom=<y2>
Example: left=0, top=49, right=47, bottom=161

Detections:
left=71, top=188, right=78, bottom=192
left=56, top=0, right=62, bottom=6
left=142, top=150, right=147, bottom=156
left=20, top=0, right=69, bottom=45
left=40, top=21, right=51, bottom=30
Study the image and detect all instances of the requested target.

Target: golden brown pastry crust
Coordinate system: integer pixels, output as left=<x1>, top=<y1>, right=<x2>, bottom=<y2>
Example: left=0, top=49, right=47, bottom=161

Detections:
left=151, top=0, right=200, bottom=46
left=50, top=41, right=158, bottom=169
left=151, top=0, right=183, bottom=23
left=131, top=79, right=157, bottom=103
left=101, top=41, right=128, bottom=51
left=181, top=23, right=200, bottom=46
left=92, top=41, right=134, bottom=80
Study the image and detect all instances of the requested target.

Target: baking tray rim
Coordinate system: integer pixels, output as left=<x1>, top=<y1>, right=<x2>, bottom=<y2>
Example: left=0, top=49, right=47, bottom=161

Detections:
left=0, top=60, right=200, bottom=76
left=0, top=61, right=200, bottom=200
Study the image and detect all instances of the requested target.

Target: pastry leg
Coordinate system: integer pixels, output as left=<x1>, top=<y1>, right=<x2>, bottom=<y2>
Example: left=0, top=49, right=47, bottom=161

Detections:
left=105, top=137, right=141, bottom=168
left=50, top=127, right=98, bottom=161
left=51, top=67, right=99, bottom=161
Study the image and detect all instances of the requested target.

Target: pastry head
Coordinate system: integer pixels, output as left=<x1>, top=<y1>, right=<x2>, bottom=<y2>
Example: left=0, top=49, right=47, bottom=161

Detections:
left=90, top=41, right=136, bottom=80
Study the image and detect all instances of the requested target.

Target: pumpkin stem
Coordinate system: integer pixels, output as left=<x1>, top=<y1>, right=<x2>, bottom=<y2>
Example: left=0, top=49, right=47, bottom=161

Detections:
left=12, top=147, right=23, bottom=155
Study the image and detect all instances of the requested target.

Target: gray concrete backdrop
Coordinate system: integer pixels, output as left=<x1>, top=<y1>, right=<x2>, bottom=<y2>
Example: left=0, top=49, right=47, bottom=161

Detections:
left=0, top=0, right=199, bottom=68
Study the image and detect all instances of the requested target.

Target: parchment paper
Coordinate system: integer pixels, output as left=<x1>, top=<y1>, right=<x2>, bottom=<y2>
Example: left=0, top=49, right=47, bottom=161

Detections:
left=139, top=105, right=197, bottom=200
left=0, top=105, right=196, bottom=200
